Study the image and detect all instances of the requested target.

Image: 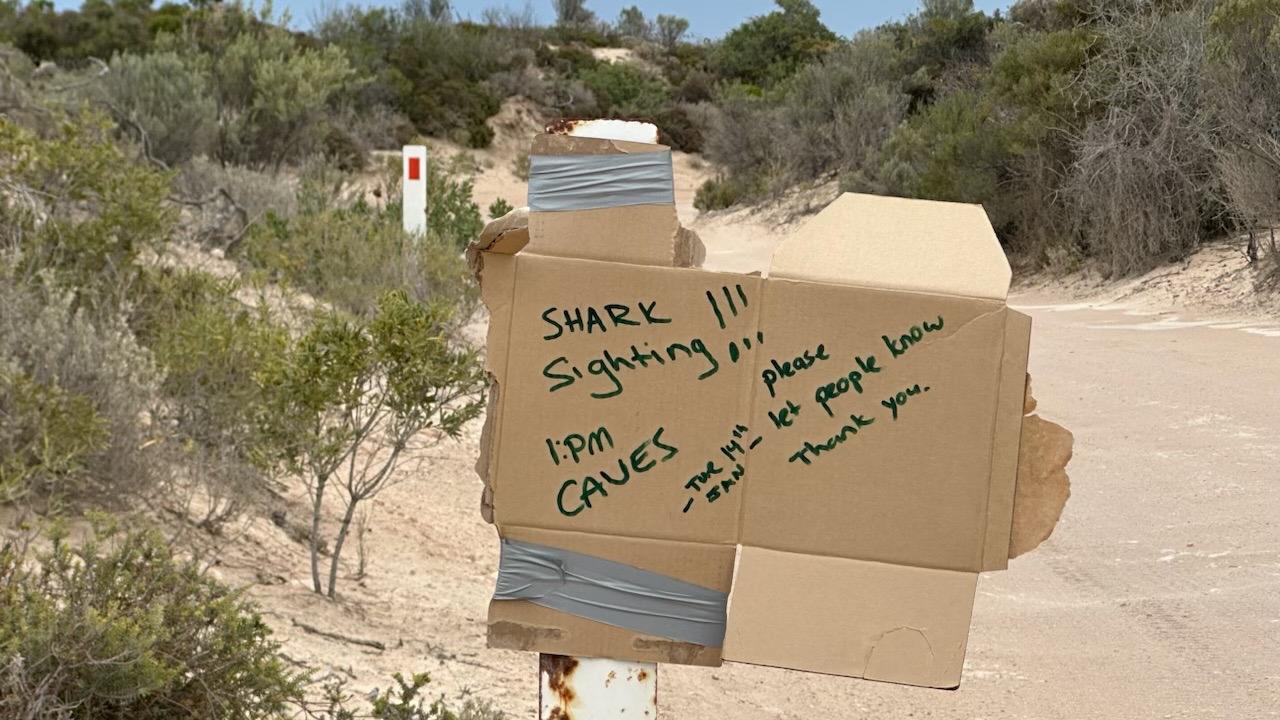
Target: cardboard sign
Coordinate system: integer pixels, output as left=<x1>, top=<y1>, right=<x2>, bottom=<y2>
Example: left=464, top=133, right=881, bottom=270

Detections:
left=474, top=134, right=1032, bottom=689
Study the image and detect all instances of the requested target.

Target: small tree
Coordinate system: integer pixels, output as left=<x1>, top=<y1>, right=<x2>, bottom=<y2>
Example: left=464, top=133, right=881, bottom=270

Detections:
left=716, top=0, right=838, bottom=88
left=655, top=14, right=689, bottom=50
left=616, top=6, right=650, bottom=41
left=554, top=0, right=595, bottom=28
left=259, top=291, right=485, bottom=598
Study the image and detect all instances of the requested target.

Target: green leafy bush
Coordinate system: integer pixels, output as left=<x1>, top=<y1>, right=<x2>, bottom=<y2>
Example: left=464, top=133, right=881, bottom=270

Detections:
left=488, top=197, right=514, bottom=219
left=579, top=61, right=669, bottom=118
left=0, top=271, right=164, bottom=506
left=241, top=162, right=478, bottom=319
left=0, top=113, right=175, bottom=308
left=0, top=372, right=107, bottom=503
left=702, top=89, right=784, bottom=194
left=8, top=0, right=155, bottom=64
left=780, top=31, right=908, bottom=183
left=0, top=519, right=305, bottom=719
left=695, top=173, right=763, bottom=211
left=130, top=268, right=290, bottom=527
left=102, top=50, right=217, bottom=166
left=715, top=0, right=838, bottom=89
left=257, top=291, right=486, bottom=597
left=384, top=21, right=505, bottom=147
left=156, top=7, right=360, bottom=172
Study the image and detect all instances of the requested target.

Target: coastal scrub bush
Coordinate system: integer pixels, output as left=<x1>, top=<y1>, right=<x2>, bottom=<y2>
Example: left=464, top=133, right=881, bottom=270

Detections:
left=0, top=518, right=305, bottom=719
left=256, top=291, right=486, bottom=598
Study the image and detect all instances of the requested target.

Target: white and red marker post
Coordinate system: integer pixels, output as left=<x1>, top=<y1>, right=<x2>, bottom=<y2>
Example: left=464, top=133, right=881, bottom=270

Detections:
left=402, top=145, right=428, bottom=236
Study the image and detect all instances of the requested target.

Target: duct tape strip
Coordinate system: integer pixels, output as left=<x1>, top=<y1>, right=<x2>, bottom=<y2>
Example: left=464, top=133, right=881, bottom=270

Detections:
left=493, top=538, right=727, bottom=647
left=527, top=151, right=675, bottom=211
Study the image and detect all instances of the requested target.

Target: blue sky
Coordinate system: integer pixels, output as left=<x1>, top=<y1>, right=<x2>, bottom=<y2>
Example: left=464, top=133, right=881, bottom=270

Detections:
left=50, top=0, right=1011, bottom=36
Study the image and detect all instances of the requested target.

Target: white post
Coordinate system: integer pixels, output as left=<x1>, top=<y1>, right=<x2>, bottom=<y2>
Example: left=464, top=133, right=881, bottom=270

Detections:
left=540, top=654, right=657, bottom=720
left=537, top=119, right=663, bottom=720
left=402, top=145, right=427, bottom=236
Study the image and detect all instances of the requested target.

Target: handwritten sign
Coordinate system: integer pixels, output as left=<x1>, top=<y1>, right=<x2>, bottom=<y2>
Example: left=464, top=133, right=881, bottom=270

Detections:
left=487, top=251, right=1010, bottom=570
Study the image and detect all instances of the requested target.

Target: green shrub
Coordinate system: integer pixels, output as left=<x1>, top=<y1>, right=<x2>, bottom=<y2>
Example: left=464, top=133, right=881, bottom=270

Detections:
left=780, top=30, right=908, bottom=182
left=0, top=518, right=305, bottom=719
left=321, top=672, right=507, bottom=720
left=578, top=61, right=669, bottom=117
left=512, top=151, right=530, bottom=180
left=0, top=372, right=107, bottom=504
left=878, top=90, right=1009, bottom=220
left=157, top=10, right=360, bottom=171
left=102, top=51, right=217, bottom=166
left=884, top=0, right=994, bottom=109
left=535, top=43, right=599, bottom=77
left=488, top=197, right=514, bottom=219
left=0, top=271, right=165, bottom=506
left=257, top=291, right=486, bottom=597
left=0, top=113, right=175, bottom=309
left=715, top=0, right=839, bottom=89
left=129, top=268, right=290, bottom=527
left=654, top=102, right=706, bottom=152
left=425, top=157, right=485, bottom=250
left=694, top=173, right=763, bottom=211
left=241, top=158, right=479, bottom=318
left=10, top=0, right=154, bottom=64
left=384, top=21, right=506, bottom=147
left=171, top=157, right=298, bottom=249
left=702, top=89, right=785, bottom=188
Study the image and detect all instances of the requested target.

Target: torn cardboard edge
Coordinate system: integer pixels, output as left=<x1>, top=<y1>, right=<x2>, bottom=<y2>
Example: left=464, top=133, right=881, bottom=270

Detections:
left=472, top=131, right=1072, bottom=687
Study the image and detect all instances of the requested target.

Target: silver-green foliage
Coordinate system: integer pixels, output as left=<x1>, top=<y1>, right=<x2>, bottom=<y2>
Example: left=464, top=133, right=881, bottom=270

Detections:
left=103, top=51, right=217, bottom=166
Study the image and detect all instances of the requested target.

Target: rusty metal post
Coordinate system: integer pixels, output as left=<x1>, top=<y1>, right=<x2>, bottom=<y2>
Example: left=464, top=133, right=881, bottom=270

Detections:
left=540, top=654, right=657, bottom=720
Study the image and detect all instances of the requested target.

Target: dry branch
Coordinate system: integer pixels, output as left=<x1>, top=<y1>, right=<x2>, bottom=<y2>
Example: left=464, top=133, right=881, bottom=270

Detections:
left=290, top=619, right=387, bottom=651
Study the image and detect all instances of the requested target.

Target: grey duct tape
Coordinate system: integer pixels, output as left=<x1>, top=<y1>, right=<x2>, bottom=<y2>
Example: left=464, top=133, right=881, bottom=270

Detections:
left=527, top=151, right=675, bottom=211
left=492, top=538, right=727, bottom=647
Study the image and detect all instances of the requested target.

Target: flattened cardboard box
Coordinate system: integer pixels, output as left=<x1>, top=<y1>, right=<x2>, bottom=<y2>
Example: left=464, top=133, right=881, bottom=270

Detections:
left=476, top=134, right=1031, bottom=689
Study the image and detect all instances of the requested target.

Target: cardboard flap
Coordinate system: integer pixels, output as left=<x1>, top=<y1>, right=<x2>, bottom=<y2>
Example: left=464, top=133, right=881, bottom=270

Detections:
left=738, top=280, right=1009, bottom=572
left=982, top=310, right=1032, bottom=571
left=723, top=547, right=975, bottom=688
left=769, top=193, right=1011, bottom=300
left=467, top=206, right=529, bottom=273
left=526, top=134, right=680, bottom=268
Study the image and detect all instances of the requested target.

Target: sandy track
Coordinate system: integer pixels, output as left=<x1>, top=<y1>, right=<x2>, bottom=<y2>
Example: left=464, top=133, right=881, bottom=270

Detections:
left=223, top=261, right=1280, bottom=720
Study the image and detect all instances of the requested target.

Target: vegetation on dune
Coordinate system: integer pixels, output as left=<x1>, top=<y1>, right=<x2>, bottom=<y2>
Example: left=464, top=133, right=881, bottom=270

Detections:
left=695, top=0, right=1280, bottom=279
left=0, top=517, right=306, bottom=719
left=0, top=2, right=492, bottom=708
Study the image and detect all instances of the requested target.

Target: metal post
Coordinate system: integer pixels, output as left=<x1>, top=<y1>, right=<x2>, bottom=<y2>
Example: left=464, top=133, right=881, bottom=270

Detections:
left=402, top=145, right=427, bottom=236
left=536, top=119, right=662, bottom=720
left=540, top=654, right=657, bottom=720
